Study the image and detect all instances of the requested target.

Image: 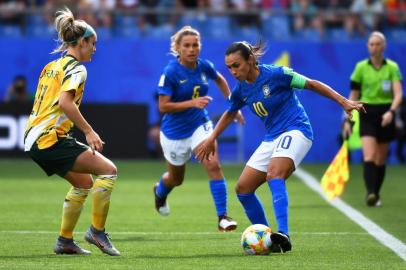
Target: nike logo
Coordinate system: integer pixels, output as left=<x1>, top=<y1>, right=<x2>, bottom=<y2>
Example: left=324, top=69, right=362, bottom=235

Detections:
left=273, top=198, right=283, bottom=203
left=180, top=79, right=187, bottom=84
left=243, top=97, right=248, bottom=102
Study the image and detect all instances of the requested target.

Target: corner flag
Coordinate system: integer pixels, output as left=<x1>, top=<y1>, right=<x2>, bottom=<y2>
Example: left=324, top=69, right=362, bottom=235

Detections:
left=321, top=141, right=349, bottom=200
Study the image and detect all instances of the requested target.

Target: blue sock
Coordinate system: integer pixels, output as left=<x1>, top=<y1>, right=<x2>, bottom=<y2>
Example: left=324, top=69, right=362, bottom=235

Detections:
left=209, top=179, right=227, bottom=217
left=156, top=177, right=172, bottom=198
left=268, top=179, right=289, bottom=235
left=237, top=193, right=269, bottom=226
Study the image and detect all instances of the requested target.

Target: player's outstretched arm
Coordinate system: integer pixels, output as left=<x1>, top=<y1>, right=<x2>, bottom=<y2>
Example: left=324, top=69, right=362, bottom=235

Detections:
left=196, top=110, right=237, bottom=161
left=305, top=79, right=367, bottom=119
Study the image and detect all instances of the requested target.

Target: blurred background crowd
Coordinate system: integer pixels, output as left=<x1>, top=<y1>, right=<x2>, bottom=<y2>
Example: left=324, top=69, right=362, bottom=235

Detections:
left=1, top=0, right=405, bottom=163
left=0, top=0, right=406, bottom=40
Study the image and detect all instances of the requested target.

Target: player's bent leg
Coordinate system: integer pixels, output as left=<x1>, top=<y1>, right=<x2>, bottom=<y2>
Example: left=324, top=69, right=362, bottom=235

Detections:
left=154, top=180, right=170, bottom=216
left=70, top=149, right=117, bottom=176
left=92, top=175, right=116, bottom=231
left=236, top=166, right=269, bottom=227
left=154, top=164, right=185, bottom=216
left=59, top=184, right=90, bottom=239
left=69, top=150, right=120, bottom=255
left=55, top=172, right=93, bottom=254
left=267, top=157, right=294, bottom=253
left=85, top=174, right=120, bottom=256
left=199, top=149, right=237, bottom=231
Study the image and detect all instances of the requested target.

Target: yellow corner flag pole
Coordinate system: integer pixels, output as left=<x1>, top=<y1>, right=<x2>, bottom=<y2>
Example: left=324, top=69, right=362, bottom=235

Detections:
left=321, top=141, right=350, bottom=200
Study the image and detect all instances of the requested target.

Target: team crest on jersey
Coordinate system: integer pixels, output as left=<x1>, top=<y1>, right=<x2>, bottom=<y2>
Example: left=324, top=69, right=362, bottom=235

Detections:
left=201, top=73, right=208, bottom=84
left=262, top=85, right=270, bottom=97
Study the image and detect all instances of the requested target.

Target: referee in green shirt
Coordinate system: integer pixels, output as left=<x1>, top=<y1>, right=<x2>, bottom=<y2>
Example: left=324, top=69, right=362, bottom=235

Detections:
left=343, top=31, right=403, bottom=207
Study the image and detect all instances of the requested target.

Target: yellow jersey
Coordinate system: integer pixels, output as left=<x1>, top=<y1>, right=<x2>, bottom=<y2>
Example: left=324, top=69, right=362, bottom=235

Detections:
left=24, top=55, right=87, bottom=151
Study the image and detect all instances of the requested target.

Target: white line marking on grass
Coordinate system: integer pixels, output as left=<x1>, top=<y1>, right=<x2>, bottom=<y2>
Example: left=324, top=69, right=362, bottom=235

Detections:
left=295, top=167, right=406, bottom=263
left=0, top=230, right=368, bottom=235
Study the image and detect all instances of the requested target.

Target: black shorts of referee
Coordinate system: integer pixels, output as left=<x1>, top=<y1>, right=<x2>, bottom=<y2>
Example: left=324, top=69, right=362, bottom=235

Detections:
left=360, top=104, right=395, bottom=143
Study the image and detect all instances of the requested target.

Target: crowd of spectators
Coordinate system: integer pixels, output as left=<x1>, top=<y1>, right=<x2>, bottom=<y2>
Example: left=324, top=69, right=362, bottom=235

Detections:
left=0, top=0, right=405, bottom=40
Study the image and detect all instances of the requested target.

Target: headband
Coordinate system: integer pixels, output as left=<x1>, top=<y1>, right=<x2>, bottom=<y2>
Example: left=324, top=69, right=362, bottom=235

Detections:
left=65, top=23, right=96, bottom=44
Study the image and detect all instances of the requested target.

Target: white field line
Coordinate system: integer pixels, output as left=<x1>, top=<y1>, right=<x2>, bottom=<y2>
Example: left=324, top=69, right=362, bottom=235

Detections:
left=295, top=167, right=406, bottom=263
left=0, top=230, right=367, bottom=235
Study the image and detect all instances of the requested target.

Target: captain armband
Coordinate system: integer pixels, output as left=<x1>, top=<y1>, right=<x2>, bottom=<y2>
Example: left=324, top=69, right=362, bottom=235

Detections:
left=290, top=72, right=308, bottom=89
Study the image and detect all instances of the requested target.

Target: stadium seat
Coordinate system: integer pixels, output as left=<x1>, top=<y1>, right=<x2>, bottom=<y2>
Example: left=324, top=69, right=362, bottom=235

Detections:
left=26, top=14, right=47, bottom=27
left=26, top=24, right=54, bottom=38
left=326, top=28, right=350, bottom=41
left=114, top=15, right=140, bottom=38
left=262, top=15, right=291, bottom=40
left=177, top=13, right=207, bottom=35
left=386, top=28, right=406, bottom=41
left=96, top=27, right=112, bottom=39
left=293, top=29, right=321, bottom=41
left=233, top=26, right=260, bottom=42
left=206, top=16, right=231, bottom=39
left=0, top=25, right=22, bottom=38
left=147, top=24, right=174, bottom=39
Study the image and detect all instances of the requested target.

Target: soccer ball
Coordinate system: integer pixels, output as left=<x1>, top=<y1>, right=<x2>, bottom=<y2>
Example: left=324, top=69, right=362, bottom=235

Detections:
left=240, top=224, right=272, bottom=255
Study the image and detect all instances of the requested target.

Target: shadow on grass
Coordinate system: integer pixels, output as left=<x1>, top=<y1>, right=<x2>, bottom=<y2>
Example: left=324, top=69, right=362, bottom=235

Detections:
left=135, top=253, right=243, bottom=259
left=114, top=235, right=235, bottom=243
left=0, top=254, right=90, bottom=259
left=113, top=236, right=161, bottom=242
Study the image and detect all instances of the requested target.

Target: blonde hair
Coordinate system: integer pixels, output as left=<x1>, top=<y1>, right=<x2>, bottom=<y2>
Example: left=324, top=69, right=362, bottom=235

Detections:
left=369, top=31, right=386, bottom=44
left=52, top=7, right=94, bottom=54
left=170, top=26, right=201, bottom=56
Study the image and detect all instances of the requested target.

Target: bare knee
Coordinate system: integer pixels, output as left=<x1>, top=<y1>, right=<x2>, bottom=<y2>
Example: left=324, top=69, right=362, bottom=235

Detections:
left=109, top=164, right=118, bottom=175
left=235, top=182, right=245, bottom=194
left=266, top=166, right=291, bottom=180
left=81, top=180, right=94, bottom=189
left=102, top=162, right=117, bottom=176
left=235, top=181, right=254, bottom=194
left=204, top=160, right=222, bottom=175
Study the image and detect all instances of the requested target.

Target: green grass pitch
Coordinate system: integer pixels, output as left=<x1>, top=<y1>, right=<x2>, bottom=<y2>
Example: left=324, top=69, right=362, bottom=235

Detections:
left=0, top=159, right=405, bottom=269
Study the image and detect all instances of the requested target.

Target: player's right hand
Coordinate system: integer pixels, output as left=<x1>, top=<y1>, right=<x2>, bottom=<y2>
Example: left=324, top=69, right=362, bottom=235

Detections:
left=192, top=96, right=213, bottom=109
left=196, top=136, right=215, bottom=162
left=85, top=130, right=105, bottom=154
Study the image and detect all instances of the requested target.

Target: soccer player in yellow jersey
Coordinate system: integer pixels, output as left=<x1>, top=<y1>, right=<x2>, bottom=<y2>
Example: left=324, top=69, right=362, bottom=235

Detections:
left=24, top=8, right=120, bottom=256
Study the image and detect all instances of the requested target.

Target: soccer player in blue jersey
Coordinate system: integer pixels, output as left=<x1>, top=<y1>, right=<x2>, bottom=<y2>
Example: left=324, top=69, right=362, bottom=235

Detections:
left=196, top=41, right=366, bottom=252
left=153, top=26, right=244, bottom=231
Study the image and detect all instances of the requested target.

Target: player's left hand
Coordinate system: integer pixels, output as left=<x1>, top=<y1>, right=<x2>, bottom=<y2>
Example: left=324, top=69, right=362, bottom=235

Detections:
left=196, top=137, right=215, bottom=162
left=381, top=110, right=393, bottom=127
